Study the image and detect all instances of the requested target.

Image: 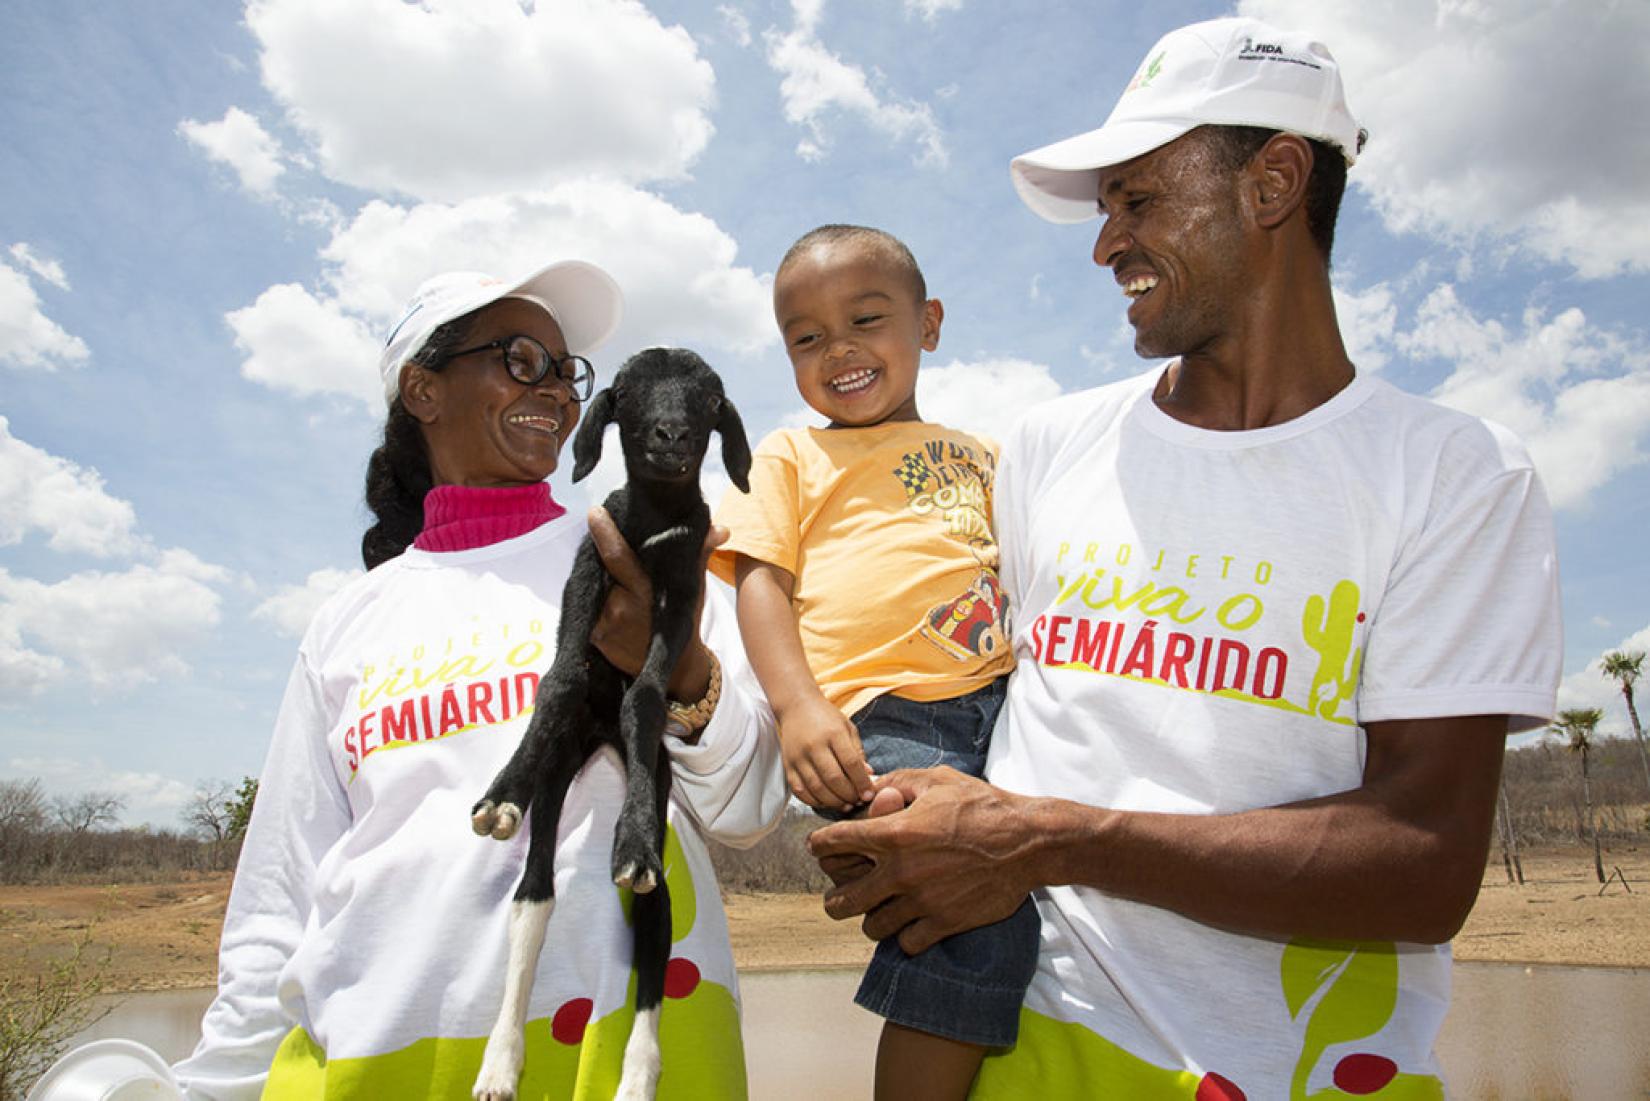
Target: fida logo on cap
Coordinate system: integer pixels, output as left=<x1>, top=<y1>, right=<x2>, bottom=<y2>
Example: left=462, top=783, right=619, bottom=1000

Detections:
left=1236, top=35, right=1322, bottom=70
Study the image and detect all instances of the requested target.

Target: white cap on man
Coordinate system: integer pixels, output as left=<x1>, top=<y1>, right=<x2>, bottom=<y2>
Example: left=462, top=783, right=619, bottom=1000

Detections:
left=1010, top=17, right=1365, bottom=224
left=377, top=260, right=623, bottom=408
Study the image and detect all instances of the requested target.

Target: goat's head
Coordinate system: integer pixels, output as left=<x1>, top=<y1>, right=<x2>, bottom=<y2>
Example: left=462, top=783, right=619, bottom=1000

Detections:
left=571, top=347, right=752, bottom=494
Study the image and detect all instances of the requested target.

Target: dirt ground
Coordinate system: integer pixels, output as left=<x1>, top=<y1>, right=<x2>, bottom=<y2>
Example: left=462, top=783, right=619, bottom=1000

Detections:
left=1, top=845, right=1644, bottom=992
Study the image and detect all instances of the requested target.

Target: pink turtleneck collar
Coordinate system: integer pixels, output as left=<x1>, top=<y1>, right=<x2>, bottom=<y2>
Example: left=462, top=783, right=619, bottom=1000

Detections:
left=413, top=482, right=566, bottom=553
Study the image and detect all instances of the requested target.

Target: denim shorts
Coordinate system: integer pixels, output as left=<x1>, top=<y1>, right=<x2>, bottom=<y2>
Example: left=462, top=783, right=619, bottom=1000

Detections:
left=836, top=677, right=1041, bottom=1048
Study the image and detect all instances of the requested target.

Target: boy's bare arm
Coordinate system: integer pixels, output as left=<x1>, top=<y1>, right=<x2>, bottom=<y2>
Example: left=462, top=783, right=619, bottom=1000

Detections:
left=733, top=555, right=875, bottom=811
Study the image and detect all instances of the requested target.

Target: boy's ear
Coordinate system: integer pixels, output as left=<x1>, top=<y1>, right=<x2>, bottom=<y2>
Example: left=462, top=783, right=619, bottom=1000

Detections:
left=571, top=388, right=615, bottom=483
left=921, top=298, right=944, bottom=352
left=717, top=397, right=752, bottom=493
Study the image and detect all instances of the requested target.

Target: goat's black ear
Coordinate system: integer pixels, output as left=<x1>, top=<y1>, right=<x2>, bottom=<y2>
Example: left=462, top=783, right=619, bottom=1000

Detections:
left=717, top=396, right=753, bottom=493
left=571, top=388, right=615, bottom=483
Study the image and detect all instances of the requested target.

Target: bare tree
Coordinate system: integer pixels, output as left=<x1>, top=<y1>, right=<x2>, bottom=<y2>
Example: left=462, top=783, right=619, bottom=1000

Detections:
left=1550, top=708, right=1607, bottom=883
left=182, top=779, right=235, bottom=843
left=0, top=779, right=47, bottom=834
left=51, top=791, right=125, bottom=836
left=0, top=779, right=49, bottom=880
left=1599, top=650, right=1649, bottom=798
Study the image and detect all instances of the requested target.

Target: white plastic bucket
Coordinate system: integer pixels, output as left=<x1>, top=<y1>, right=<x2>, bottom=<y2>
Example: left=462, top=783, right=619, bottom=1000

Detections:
left=25, top=1038, right=183, bottom=1101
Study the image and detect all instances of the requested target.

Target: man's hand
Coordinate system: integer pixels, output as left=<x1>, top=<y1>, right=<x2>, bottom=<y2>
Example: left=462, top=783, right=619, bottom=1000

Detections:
left=807, top=767, right=1041, bottom=953
left=778, top=696, right=875, bottom=812
left=586, top=506, right=725, bottom=700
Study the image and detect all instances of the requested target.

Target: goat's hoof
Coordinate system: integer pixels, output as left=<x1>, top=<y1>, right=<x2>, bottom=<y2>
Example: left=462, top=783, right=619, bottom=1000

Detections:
left=614, top=861, right=659, bottom=894
left=471, top=800, right=522, bottom=840
left=472, top=1060, right=518, bottom=1101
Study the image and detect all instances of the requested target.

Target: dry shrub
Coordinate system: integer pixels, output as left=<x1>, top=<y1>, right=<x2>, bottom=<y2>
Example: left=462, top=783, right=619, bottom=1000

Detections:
left=707, top=808, right=832, bottom=894
left=1501, top=736, right=1649, bottom=845
left=0, top=930, right=116, bottom=1101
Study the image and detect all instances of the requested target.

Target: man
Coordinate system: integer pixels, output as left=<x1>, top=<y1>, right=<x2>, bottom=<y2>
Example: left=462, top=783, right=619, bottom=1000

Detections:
left=809, top=17, right=1561, bottom=1098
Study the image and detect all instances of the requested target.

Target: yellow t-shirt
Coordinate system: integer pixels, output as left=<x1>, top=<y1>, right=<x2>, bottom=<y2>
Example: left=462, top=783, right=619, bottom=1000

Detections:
left=710, top=421, right=1013, bottom=718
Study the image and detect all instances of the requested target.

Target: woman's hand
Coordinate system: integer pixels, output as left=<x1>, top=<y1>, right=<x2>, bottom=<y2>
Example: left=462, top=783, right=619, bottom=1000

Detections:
left=586, top=506, right=724, bottom=700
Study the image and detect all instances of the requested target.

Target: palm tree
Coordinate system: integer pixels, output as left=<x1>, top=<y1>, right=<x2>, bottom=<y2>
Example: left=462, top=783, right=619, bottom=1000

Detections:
left=1550, top=707, right=1606, bottom=883
left=1599, top=650, right=1649, bottom=798
left=1495, top=769, right=1524, bottom=885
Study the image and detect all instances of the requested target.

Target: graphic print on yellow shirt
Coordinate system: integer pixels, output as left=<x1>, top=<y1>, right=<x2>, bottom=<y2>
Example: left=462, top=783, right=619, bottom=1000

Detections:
left=888, top=436, right=1010, bottom=666
left=711, top=422, right=1015, bottom=718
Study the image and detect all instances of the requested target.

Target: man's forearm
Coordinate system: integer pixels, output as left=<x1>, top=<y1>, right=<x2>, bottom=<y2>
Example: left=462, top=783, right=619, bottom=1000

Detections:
left=1023, top=790, right=1483, bottom=944
left=818, top=716, right=1508, bottom=952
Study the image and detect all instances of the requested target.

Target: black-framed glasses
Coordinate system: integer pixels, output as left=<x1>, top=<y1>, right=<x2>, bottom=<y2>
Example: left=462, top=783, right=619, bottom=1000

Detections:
left=450, top=335, right=596, bottom=401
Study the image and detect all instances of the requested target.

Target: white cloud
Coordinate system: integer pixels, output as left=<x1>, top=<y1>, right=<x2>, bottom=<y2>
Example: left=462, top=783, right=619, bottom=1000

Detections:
left=1333, top=280, right=1396, bottom=372
left=718, top=4, right=752, bottom=46
left=1241, top=0, right=1650, bottom=277
left=0, top=254, right=89, bottom=371
left=0, top=417, right=146, bottom=557
left=229, top=181, right=773, bottom=406
left=227, top=281, right=383, bottom=405
left=253, top=567, right=361, bottom=638
left=244, top=0, right=715, bottom=202
left=1396, top=284, right=1650, bottom=510
left=178, top=106, right=287, bottom=195
left=763, top=3, right=947, bottom=166
left=8, top=244, right=69, bottom=290
left=918, top=357, right=1065, bottom=440
left=0, top=550, right=229, bottom=696
left=905, top=0, right=962, bottom=20
left=1557, top=624, right=1650, bottom=726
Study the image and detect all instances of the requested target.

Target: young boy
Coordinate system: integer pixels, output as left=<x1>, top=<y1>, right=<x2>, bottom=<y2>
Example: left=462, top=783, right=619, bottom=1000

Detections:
left=710, top=225, right=1039, bottom=1098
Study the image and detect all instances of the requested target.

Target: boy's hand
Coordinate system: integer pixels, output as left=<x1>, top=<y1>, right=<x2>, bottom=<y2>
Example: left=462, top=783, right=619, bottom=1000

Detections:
left=779, top=696, right=876, bottom=812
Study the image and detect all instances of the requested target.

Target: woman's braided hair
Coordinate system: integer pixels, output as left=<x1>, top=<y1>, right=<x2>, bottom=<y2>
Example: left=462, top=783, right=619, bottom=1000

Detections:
left=359, top=312, right=479, bottom=569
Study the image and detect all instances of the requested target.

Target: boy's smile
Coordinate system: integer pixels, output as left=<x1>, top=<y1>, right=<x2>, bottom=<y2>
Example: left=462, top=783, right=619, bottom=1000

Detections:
left=773, top=240, right=943, bottom=428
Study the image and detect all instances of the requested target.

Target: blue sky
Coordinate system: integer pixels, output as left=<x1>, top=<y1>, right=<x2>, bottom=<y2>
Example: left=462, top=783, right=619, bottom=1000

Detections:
left=3, top=0, right=1647, bottom=827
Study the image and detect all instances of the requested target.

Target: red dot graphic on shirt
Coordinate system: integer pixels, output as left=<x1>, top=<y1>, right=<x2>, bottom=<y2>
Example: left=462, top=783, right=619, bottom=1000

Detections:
left=551, top=998, right=593, bottom=1045
left=1195, top=1071, right=1247, bottom=1101
left=1357, top=613, right=1367, bottom=623
left=1333, top=1053, right=1398, bottom=1094
left=664, top=957, right=701, bottom=999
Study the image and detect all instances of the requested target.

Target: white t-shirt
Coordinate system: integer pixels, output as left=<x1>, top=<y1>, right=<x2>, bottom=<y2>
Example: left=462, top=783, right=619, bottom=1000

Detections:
left=174, top=516, right=786, bottom=1100
left=976, top=369, right=1560, bottom=1098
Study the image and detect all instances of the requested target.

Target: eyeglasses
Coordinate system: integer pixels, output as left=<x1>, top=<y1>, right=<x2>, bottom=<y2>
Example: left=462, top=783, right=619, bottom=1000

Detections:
left=449, top=335, right=596, bottom=402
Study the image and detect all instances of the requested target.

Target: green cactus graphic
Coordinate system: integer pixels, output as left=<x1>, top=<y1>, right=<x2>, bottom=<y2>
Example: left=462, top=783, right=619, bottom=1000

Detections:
left=1140, top=51, right=1164, bottom=87
left=1301, top=581, right=1363, bottom=722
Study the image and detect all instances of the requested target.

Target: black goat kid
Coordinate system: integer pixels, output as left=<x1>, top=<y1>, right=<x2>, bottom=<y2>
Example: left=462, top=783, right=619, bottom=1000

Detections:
left=469, top=348, right=750, bottom=1101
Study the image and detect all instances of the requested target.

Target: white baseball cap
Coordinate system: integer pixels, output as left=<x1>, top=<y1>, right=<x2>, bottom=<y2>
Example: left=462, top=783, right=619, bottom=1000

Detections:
left=378, top=260, right=623, bottom=408
left=1011, top=17, right=1365, bottom=224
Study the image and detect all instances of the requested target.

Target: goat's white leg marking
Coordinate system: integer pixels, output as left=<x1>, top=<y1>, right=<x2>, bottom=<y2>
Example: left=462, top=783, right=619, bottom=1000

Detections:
left=473, top=899, right=553, bottom=1101
left=614, top=1004, right=662, bottom=1101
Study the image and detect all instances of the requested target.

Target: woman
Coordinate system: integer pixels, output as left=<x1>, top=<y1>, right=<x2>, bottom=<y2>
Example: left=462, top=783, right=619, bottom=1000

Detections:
left=172, top=262, right=787, bottom=1099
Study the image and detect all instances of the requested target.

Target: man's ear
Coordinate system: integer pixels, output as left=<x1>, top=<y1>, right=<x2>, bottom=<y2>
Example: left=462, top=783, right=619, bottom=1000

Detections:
left=571, top=388, right=616, bottom=483
left=1250, top=132, right=1312, bottom=231
left=920, top=298, right=944, bottom=352
left=399, top=364, right=441, bottom=424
